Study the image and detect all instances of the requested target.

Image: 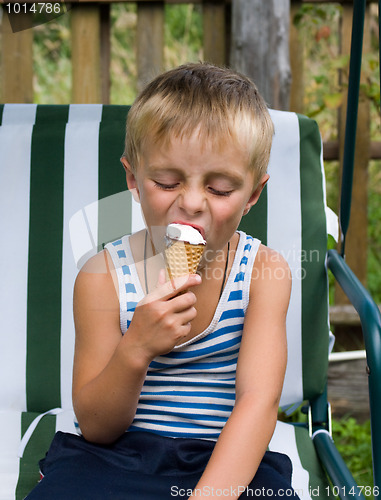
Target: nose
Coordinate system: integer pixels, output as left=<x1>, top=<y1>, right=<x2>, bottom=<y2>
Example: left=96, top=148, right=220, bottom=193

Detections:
left=178, top=185, right=206, bottom=216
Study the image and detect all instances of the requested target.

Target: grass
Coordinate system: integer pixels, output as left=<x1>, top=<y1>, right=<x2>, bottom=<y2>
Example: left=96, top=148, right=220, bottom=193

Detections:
left=332, top=417, right=375, bottom=497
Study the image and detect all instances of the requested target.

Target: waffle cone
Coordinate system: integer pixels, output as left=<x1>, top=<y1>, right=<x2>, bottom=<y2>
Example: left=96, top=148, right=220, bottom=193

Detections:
left=164, top=240, right=205, bottom=279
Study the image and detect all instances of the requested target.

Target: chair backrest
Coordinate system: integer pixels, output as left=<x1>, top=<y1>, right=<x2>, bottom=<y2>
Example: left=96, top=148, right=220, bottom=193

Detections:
left=0, top=104, right=330, bottom=415
left=248, top=110, right=330, bottom=407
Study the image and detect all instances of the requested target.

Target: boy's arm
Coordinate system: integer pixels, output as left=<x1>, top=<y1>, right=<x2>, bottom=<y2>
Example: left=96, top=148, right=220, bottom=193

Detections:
left=189, top=246, right=291, bottom=499
left=72, top=250, right=146, bottom=444
left=72, top=250, right=201, bottom=444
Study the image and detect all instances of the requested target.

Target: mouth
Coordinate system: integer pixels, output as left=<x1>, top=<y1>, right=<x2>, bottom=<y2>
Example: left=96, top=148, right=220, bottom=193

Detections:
left=172, top=221, right=206, bottom=240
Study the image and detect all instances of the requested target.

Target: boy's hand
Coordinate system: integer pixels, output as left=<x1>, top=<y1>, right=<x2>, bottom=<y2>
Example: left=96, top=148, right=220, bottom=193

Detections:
left=126, top=271, right=201, bottom=362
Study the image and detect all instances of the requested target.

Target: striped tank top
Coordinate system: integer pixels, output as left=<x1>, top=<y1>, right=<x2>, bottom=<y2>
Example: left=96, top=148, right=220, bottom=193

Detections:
left=105, top=231, right=261, bottom=441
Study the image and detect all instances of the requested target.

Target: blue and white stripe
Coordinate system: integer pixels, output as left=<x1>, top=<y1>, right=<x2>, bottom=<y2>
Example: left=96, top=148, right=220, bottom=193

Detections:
left=105, top=231, right=260, bottom=440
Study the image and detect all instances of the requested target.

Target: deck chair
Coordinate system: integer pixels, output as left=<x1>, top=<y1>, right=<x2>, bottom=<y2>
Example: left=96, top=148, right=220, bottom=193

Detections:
left=0, top=102, right=380, bottom=500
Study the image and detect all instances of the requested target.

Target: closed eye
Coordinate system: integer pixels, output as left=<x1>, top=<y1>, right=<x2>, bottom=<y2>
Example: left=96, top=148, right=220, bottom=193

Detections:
left=208, top=187, right=233, bottom=197
left=154, top=181, right=179, bottom=190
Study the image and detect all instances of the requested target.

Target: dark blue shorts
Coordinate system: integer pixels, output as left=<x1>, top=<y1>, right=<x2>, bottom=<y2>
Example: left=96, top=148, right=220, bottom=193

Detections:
left=25, top=431, right=299, bottom=499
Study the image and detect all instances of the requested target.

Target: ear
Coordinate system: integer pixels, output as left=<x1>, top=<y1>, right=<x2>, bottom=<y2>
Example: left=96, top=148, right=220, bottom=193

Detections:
left=243, top=173, right=269, bottom=215
left=121, top=157, right=140, bottom=203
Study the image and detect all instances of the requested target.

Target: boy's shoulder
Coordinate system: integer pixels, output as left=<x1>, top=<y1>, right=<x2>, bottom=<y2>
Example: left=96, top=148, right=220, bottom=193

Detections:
left=255, top=243, right=288, bottom=265
left=246, top=243, right=292, bottom=312
left=74, top=249, right=118, bottom=298
left=73, top=249, right=120, bottom=315
left=78, top=249, right=112, bottom=275
left=251, top=243, right=291, bottom=285
left=79, top=230, right=143, bottom=275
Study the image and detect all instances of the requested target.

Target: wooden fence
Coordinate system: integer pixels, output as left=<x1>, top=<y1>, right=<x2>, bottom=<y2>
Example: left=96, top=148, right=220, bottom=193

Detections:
left=0, top=0, right=378, bottom=108
left=0, top=0, right=379, bottom=299
left=1, top=1, right=379, bottom=149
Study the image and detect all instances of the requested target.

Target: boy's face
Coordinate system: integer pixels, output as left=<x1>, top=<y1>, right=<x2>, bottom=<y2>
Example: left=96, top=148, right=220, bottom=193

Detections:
left=122, top=132, right=268, bottom=253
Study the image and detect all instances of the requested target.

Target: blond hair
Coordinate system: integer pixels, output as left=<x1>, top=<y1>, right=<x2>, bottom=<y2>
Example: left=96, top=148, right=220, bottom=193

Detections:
left=123, top=63, right=274, bottom=184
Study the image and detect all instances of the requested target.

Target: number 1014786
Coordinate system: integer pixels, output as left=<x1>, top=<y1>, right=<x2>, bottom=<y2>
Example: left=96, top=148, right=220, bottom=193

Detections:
left=5, top=3, right=64, bottom=15
left=326, top=486, right=379, bottom=497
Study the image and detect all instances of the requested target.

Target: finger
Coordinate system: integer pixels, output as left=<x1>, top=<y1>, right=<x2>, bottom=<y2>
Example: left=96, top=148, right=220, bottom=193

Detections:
left=157, top=268, right=167, bottom=286
left=176, top=323, right=192, bottom=342
left=168, top=274, right=202, bottom=297
left=179, top=305, right=197, bottom=325
left=170, top=289, right=197, bottom=313
left=151, top=273, right=201, bottom=302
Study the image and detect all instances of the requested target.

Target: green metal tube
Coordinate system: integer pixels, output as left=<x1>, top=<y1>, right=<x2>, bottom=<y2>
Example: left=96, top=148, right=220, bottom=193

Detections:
left=327, top=249, right=381, bottom=488
left=313, top=431, right=366, bottom=500
left=339, top=0, right=366, bottom=257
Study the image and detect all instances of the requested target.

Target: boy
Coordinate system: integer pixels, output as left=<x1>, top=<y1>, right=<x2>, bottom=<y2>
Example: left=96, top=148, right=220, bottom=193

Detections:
left=26, top=63, right=297, bottom=499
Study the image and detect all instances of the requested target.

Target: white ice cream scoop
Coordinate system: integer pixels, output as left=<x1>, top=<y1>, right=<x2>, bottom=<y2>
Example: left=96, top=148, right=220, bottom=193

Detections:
left=166, top=223, right=206, bottom=245
left=164, top=223, right=206, bottom=279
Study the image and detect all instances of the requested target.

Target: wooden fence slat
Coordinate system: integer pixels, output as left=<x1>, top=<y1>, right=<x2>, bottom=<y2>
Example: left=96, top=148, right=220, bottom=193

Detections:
left=137, top=1, right=164, bottom=92
left=203, top=1, right=227, bottom=66
left=1, top=11, right=33, bottom=103
left=71, top=4, right=102, bottom=103
left=100, top=4, right=111, bottom=104
left=289, top=2, right=304, bottom=114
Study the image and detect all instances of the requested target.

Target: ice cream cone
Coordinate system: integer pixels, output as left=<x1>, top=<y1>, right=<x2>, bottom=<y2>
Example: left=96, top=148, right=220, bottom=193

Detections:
left=164, top=240, right=205, bottom=280
left=164, top=223, right=206, bottom=282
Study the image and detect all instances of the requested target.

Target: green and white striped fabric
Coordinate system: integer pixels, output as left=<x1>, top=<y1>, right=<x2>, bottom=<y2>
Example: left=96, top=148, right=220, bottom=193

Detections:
left=253, top=109, right=330, bottom=407
left=0, top=104, right=144, bottom=415
left=0, top=410, right=76, bottom=500
left=0, top=104, right=331, bottom=499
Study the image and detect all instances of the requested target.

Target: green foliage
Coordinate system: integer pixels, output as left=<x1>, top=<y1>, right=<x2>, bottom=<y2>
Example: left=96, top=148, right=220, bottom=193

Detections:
left=31, top=3, right=203, bottom=104
left=368, top=161, right=381, bottom=303
left=164, top=3, right=203, bottom=68
left=294, top=4, right=380, bottom=306
left=110, top=4, right=137, bottom=104
left=293, top=4, right=338, bottom=29
left=361, top=53, right=381, bottom=111
left=293, top=4, right=380, bottom=139
left=293, top=4, right=342, bottom=138
left=110, top=3, right=203, bottom=104
left=33, top=14, right=71, bottom=103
